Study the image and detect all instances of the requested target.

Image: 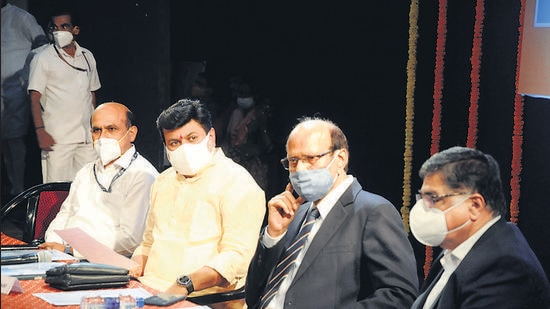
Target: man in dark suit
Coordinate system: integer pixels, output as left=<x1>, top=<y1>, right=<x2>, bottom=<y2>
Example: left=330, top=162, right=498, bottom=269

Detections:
left=410, top=146, right=550, bottom=309
left=245, top=117, right=419, bottom=308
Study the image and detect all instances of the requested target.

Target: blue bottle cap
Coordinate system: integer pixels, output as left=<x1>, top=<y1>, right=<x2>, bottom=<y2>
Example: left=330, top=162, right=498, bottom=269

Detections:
left=136, top=297, right=145, bottom=308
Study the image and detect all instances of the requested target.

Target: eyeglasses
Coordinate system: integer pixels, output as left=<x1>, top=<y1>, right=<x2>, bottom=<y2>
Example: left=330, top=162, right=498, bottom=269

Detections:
left=415, top=190, right=467, bottom=208
left=280, top=149, right=335, bottom=170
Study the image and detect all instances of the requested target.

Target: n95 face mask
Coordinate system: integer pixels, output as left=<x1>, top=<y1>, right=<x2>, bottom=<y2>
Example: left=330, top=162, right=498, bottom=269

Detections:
left=93, top=129, right=130, bottom=166
left=53, top=31, right=73, bottom=48
left=166, top=135, right=213, bottom=176
left=409, top=195, right=471, bottom=247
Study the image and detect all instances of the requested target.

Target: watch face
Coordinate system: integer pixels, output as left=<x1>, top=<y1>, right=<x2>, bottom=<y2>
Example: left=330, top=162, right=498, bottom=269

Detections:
left=177, top=275, right=194, bottom=293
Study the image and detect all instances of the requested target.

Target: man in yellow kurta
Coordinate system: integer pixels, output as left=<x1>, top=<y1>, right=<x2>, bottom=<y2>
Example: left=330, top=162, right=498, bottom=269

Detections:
left=131, top=99, right=266, bottom=306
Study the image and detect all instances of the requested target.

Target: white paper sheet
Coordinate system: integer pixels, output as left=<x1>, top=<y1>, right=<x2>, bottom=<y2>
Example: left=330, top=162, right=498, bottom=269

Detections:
left=54, top=227, right=139, bottom=270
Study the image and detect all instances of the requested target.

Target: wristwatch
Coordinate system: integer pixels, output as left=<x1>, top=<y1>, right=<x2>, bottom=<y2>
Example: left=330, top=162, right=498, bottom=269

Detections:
left=64, top=244, right=73, bottom=255
left=176, top=275, right=194, bottom=293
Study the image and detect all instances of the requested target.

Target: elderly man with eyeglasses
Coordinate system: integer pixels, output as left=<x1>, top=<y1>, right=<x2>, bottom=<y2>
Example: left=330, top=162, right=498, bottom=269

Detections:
left=245, top=116, right=419, bottom=309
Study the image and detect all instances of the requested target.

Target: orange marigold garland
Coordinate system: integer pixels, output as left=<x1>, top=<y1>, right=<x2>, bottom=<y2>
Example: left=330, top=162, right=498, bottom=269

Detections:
left=401, top=0, right=419, bottom=234
left=510, top=0, right=526, bottom=225
left=425, top=0, right=448, bottom=279
left=430, top=0, right=447, bottom=157
left=467, top=0, right=485, bottom=148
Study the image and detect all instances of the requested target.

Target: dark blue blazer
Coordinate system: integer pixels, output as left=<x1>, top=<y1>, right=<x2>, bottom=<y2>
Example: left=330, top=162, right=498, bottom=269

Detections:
left=246, top=178, right=419, bottom=309
left=411, top=219, right=550, bottom=309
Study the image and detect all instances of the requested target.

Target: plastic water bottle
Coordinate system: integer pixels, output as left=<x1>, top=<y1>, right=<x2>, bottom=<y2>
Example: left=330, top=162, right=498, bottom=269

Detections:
left=80, top=296, right=105, bottom=309
left=119, top=295, right=136, bottom=309
left=135, top=297, right=145, bottom=308
left=104, top=297, right=120, bottom=309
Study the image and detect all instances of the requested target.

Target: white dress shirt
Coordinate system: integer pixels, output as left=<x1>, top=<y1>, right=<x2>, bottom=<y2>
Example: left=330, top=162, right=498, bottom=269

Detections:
left=45, top=146, right=158, bottom=258
left=423, top=215, right=501, bottom=309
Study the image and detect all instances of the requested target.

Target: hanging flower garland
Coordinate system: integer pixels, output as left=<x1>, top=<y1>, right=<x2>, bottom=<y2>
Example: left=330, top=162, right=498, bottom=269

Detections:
left=401, top=0, right=419, bottom=234
left=467, top=0, right=485, bottom=148
left=430, top=0, right=447, bottom=157
left=424, top=0, right=448, bottom=279
left=510, top=0, right=526, bottom=225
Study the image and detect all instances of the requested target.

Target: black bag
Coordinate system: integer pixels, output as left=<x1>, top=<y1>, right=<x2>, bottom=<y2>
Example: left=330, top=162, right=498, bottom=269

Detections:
left=45, top=262, right=130, bottom=290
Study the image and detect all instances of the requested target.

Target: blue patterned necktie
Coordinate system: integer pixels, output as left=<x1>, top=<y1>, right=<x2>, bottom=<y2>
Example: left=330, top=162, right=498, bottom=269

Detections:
left=259, top=207, right=320, bottom=308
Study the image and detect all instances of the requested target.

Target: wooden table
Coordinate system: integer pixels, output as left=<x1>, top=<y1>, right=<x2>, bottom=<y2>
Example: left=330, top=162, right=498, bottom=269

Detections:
left=1, top=232, right=26, bottom=245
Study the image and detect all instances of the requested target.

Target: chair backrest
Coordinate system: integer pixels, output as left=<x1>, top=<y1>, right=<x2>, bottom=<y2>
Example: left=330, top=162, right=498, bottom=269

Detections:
left=1, top=182, right=71, bottom=243
left=31, top=188, right=71, bottom=241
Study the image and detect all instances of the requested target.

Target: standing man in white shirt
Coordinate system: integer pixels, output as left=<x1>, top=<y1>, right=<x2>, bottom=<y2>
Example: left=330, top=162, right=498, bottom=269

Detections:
left=39, top=102, right=159, bottom=258
left=28, top=10, right=101, bottom=183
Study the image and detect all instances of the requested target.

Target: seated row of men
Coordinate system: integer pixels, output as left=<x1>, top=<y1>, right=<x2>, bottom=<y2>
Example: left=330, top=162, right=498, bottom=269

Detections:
left=38, top=99, right=550, bottom=308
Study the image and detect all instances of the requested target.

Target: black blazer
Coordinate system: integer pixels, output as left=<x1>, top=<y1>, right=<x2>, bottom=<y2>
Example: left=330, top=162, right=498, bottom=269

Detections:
left=411, top=219, right=550, bottom=309
left=246, top=178, right=419, bottom=309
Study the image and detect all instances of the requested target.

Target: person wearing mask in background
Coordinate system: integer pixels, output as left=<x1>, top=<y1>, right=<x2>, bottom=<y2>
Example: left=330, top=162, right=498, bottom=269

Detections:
left=28, top=10, right=101, bottom=183
left=223, top=82, right=273, bottom=192
left=130, top=99, right=265, bottom=309
left=1, top=0, right=49, bottom=198
left=39, top=102, right=158, bottom=258
left=245, top=117, right=419, bottom=308
left=410, top=146, right=550, bottom=308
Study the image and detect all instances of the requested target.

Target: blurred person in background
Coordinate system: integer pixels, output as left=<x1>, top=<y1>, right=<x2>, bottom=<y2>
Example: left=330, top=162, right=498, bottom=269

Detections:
left=1, top=0, right=48, bottom=198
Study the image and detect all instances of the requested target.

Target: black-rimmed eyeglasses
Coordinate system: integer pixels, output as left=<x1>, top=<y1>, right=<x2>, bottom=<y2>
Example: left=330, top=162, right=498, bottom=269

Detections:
left=280, top=149, right=335, bottom=170
left=415, top=190, right=467, bottom=208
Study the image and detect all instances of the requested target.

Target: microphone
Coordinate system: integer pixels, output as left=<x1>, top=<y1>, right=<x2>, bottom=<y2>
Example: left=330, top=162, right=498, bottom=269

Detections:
left=1, top=250, right=53, bottom=265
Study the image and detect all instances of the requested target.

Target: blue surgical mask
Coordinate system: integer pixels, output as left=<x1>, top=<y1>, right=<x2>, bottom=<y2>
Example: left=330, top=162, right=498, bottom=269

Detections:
left=289, top=155, right=337, bottom=202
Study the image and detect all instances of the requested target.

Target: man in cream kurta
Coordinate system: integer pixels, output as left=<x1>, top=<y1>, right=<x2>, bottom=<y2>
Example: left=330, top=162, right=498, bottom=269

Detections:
left=134, top=148, right=265, bottom=294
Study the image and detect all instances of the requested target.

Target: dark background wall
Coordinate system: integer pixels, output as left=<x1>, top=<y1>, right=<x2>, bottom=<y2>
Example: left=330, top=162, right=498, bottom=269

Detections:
left=3, top=0, right=549, bottom=280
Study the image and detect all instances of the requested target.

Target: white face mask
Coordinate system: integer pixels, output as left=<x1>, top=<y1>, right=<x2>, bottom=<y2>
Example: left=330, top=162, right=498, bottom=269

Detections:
left=166, top=135, right=213, bottom=176
left=53, top=31, right=73, bottom=48
left=93, top=129, right=130, bottom=166
left=236, top=97, right=254, bottom=109
left=409, top=195, right=472, bottom=247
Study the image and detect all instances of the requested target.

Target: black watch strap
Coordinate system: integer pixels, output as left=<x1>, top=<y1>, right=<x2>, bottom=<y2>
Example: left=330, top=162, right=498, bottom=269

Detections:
left=176, top=275, right=194, bottom=293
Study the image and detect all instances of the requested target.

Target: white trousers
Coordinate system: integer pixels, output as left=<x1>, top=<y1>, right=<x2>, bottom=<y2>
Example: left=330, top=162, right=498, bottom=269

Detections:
left=41, top=143, right=97, bottom=183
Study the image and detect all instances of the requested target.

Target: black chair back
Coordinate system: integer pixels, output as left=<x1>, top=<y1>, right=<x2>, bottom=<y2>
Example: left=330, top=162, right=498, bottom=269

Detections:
left=1, top=182, right=71, bottom=243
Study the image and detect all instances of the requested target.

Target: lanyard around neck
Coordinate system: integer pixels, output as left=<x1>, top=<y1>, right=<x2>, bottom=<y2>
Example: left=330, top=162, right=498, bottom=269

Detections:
left=93, top=151, right=138, bottom=193
left=53, top=44, right=91, bottom=72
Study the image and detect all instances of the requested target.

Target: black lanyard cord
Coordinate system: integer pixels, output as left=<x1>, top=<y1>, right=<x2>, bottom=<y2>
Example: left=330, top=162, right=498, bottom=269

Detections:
left=53, top=44, right=91, bottom=72
left=93, top=151, right=139, bottom=193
